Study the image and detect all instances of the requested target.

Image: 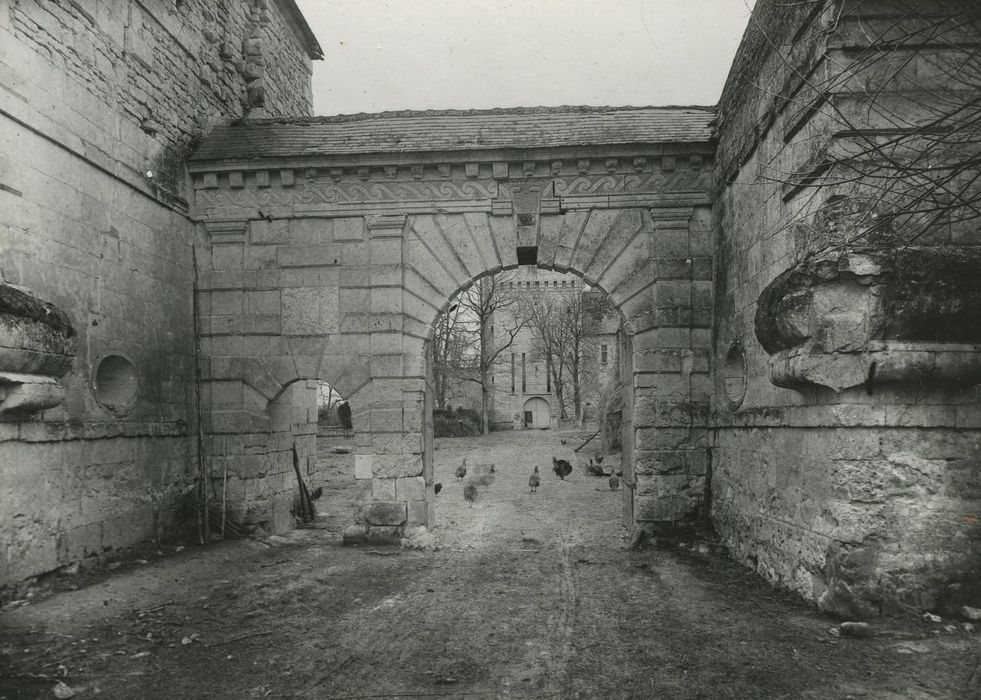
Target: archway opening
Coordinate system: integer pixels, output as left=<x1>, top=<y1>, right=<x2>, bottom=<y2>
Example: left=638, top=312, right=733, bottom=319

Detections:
left=424, top=265, right=633, bottom=541
left=298, top=381, right=365, bottom=536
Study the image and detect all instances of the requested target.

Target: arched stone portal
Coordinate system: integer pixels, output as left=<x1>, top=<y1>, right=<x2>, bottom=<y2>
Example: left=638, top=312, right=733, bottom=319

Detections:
left=187, top=107, right=714, bottom=539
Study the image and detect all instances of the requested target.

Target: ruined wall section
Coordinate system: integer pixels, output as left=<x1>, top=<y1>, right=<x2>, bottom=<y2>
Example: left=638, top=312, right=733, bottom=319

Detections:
left=0, top=0, right=315, bottom=586
left=712, top=0, right=981, bottom=616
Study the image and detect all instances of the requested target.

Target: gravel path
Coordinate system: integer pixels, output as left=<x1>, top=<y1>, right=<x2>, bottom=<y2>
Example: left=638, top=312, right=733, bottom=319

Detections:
left=2, top=428, right=979, bottom=699
left=432, top=428, right=623, bottom=552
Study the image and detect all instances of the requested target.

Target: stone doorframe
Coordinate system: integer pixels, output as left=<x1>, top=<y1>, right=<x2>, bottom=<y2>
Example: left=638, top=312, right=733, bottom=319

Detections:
left=187, top=142, right=714, bottom=538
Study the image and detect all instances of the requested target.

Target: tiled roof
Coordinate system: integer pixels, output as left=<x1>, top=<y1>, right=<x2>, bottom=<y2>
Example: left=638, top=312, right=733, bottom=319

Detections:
left=189, top=106, right=715, bottom=163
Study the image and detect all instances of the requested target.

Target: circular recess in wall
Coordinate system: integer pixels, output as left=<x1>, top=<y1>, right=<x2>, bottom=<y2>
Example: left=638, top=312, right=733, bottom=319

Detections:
left=94, top=354, right=139, bottom=415
left=724, top=343, right=747, bottom=408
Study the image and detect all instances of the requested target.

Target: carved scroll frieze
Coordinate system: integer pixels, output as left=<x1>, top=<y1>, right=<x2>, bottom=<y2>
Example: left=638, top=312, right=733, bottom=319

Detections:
left=554, top=169, right=712, bottom=197
left=194, top=178, right=499, bottom=218
left=192, top=161, right=714, bottom=221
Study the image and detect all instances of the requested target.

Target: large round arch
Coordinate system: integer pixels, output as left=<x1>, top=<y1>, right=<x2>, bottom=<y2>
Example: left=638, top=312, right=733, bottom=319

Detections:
left=189, top=135, right=713, bottom=541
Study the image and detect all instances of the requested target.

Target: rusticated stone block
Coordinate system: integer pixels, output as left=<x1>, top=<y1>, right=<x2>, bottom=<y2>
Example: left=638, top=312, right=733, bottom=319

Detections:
left=371, top=454, right=423, bottom=478
left=281, top=287, right=338, bottom=335
left=372, top=478, right=396, bottom=500
left=365, top=502, right=406, bottom=526
left=635, top=494, right=693, bottom=522
left=634, top=449, right=687, bottom=475
left=366, top=525, right=401, bottom=541
left=396, top=476, right=426, bottom=501
left=407, top=500, right=429, bottom=527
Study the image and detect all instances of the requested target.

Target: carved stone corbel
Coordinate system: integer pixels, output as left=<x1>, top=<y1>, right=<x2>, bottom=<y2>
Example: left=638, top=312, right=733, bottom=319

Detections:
left=0, top=284, right=75, bottom=418
left=756, top=246, right=981, bottom=392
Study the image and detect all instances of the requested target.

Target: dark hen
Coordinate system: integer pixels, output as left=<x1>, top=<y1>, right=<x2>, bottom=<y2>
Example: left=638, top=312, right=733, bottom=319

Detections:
left=455, top=458, right=467, bottom=481
left=434, top=482, right=442, bottom=495
left=552, top=456, right=573, bottom=480
left=586, top=458, right=608, bottom=477
left=463, top=483, right=477, bottom=507
left=529, top=466, right=540, bottom=493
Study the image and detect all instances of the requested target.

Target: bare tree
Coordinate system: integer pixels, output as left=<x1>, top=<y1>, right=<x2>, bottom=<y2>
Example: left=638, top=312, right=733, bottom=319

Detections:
left=432, top=271, right=525, bottom=434
left=522, top=285, right=601, bottom=426
left=560, top=288, right=589, bottom=427
left=522, top=293, right=571, bottom=420
left=430, top=302, right=467, bottom=411
left=756, top=0, right=981, bottom=248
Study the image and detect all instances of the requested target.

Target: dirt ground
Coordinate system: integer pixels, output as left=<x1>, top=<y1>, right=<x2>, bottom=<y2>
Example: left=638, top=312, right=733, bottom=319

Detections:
left=2, top=428, right=980, bottom=699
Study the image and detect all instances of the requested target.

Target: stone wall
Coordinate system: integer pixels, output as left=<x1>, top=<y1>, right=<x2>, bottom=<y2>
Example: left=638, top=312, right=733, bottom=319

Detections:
left=0, top=0, right=316, bottom=586
left=187, top=131, right=716, bottom=541
left=712, top=0, right=981, bottom=615
left=207, top=378, right=319, bottom=534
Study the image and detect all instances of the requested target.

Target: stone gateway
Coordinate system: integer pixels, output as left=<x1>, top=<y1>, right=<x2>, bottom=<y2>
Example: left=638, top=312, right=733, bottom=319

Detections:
left=0, top=0, right=977, bottom=618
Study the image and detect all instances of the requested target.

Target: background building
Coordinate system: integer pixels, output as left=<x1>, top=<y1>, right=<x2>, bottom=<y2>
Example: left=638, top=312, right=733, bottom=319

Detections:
left=487, top=267, right=619, bottom=430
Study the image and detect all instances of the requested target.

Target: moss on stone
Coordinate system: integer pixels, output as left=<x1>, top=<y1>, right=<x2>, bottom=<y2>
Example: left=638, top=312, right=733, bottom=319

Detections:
left=0, top=284, right=74, bottom=338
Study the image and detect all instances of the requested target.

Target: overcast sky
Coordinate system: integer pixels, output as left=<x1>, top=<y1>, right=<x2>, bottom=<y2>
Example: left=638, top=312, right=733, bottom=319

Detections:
left=292, top=1, right=756, bottom=116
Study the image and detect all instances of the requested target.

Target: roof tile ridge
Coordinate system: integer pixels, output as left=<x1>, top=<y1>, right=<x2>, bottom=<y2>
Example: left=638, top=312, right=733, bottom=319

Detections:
left=227, top=104, right=717, bottom=127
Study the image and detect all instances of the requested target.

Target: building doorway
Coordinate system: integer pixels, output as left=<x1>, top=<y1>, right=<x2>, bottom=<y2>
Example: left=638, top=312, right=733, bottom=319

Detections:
left=522, top=396, right=550, bottom=428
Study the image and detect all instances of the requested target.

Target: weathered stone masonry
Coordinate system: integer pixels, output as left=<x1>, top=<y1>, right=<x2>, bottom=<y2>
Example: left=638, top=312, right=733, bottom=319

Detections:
left=0, top=0, right=319, bottom=585
left=185, top=107, right=717, bottom=539
left=2, top=0, right=977, bottom=619
left=711, top=0, right=981, bottom=616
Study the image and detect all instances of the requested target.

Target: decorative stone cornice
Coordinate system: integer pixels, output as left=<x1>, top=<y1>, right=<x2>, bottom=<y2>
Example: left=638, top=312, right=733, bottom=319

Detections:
left=770, top=343, right=981, bottom=394
left=203, top=220, right=247, bottom=244
left=649, top=206, right=696, bottom=225
left=189, top=149, right=714, bottom=220
left=0, top=372, right=66, bottom=417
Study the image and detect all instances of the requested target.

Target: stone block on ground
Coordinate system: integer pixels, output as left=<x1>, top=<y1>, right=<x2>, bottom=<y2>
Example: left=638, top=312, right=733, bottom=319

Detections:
left=365, top=501, right=407, bottom=526
left=400, top=525, right=437, bottom=551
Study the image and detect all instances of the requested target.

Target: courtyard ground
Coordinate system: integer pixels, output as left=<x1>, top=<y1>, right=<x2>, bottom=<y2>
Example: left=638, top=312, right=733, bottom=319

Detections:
left=1, top=428, right=979, bottom=699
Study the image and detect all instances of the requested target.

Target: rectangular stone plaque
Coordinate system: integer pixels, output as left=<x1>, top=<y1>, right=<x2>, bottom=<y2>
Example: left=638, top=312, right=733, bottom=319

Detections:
left=354, top=454, right=372, bottom=479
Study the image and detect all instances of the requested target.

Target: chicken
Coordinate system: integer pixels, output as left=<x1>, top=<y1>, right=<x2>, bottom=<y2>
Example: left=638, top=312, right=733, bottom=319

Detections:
left=609, top=473, right=620, bottom=490
left=552, top=456, right=573, bottom=480
left=309, top=486, right=324, bottom=500
left=434, top=482, right=442, bottom=495
left=586, top=458, right=608, bottom=477
left=463, top=483, right=477, bottom=507
left=529, top=466, right=540, bottom=493
left=471, top=463, right=495, bottom=487
left=560, top=439, right=567, bottom=445
left=455, top=458, right=467, bottom=481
